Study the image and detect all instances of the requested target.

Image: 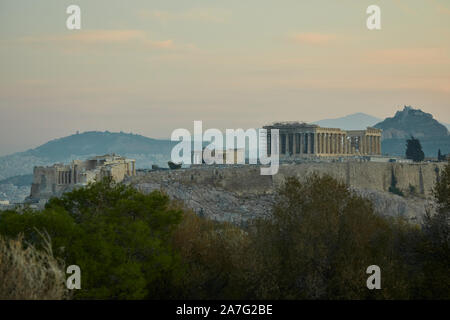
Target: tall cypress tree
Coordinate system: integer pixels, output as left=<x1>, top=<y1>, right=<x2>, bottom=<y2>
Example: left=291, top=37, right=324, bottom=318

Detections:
left=406, top=136, right=425, bottom=162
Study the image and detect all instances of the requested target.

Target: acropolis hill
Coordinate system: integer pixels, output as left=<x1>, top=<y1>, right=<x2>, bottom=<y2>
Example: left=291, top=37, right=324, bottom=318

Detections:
left=128, top=161, right=446, bottom=224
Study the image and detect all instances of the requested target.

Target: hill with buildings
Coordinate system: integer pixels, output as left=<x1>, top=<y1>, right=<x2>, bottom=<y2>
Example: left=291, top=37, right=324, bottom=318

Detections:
left=374, top=106, right=450, bottom=157
left=0, top=131, right=176, bottom=181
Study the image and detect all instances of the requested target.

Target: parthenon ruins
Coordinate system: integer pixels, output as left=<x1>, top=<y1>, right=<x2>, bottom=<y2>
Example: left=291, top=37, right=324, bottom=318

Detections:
left=263, top=122, right=382, bottom=159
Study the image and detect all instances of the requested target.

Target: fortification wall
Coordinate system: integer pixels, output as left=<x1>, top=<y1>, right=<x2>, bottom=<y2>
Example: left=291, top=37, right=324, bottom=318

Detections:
left=131, top=161, right=445, bottom=198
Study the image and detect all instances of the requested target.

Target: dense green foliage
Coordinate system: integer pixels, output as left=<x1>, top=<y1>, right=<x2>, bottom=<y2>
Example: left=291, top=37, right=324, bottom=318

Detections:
left=248, top=175, right=412, bottom=299
left=1, top=163, right=449, bottom=300
left=419, top=161, right=450, bottom=298
left=406, top=136, right=425, bottom=162
left=171, top=172, right=449, bottom=299
left=0, top=178, right=183, bottom=299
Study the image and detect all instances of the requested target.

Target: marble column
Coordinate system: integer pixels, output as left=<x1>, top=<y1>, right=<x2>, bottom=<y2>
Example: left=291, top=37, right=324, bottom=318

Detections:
left=364, top=136, right=368, bottom=154
left=376, top=136, right=379, bottom=154
left=332, top=134, right=335, bottom=154
left=314, top=133, right=318, bottom=155
left=321, top=133, right=325, bottom=154
left=323, top=134, right=326, bottom=154
left=306, top=132, right=311, bottom=154
left=372, top=136, right=376, bottom=155
left=330, top=134, right=333, bottom=154
left=314, top=133, right=317, bottom=155
left=293, top=133, right=297, bottom=154
left=300, top=133, right=304, bottom=154
left=317, top=133, right=320, bottom=154
left=330, top=133, right=333, bottom=154
left=327, top=133, right=331, bottom=154
left=336, top=134, right=340, bottom=154
left=366, top=136, right=370, bottom=155
left=360, top=136, right=363, bottom=154
left=332, top=134, right=336, bottom=154
left=343, top=137, right=347, bottom=154
left=377, top=136, right=381, bottom=155
left=370, top=136, right=374, bottom=154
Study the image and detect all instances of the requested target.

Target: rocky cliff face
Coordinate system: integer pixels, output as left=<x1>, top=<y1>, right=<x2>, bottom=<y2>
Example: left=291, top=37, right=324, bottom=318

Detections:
left=128, top=162, right=445, bottom=225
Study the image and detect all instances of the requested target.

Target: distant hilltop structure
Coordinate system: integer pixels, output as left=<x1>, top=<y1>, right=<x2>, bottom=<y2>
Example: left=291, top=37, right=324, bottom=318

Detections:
left=29, top=154, right=136, bottom=203
left=374, top=106, right=448, bottom=140
left=263, top=122, right=382, bottom=160
left=373, top=106, right=450, bottom=157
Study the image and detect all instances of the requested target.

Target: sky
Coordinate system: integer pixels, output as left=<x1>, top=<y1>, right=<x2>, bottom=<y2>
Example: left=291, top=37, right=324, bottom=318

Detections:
left=1, top=0, right=450, bottom=156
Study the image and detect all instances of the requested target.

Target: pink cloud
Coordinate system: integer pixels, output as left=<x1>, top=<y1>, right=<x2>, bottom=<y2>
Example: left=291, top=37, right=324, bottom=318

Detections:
left=68, top=30, right=146, bottom=43
left=18, top=30, right=175, bottom=50
left=427, top=0, right=450, bottom=15
left=289, top=32, right=337, bottom=45
left=365, top=48, right=450, bottom=65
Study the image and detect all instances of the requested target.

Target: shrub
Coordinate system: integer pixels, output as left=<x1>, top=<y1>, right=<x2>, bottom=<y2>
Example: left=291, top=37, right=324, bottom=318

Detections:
left=0, top=234, right=67, bottom=300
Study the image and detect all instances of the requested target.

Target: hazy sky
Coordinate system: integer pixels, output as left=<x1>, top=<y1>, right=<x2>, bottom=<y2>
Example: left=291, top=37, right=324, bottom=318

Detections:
left=1, top=0, right=449, bottom=156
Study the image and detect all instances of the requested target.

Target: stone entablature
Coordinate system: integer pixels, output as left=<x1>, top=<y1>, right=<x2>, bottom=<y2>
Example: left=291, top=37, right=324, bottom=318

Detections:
left=30, top=154, right=136, bottom=200
left=263, top=122, right=382, bottom=159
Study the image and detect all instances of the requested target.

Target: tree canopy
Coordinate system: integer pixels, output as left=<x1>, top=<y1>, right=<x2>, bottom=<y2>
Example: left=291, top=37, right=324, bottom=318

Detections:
left=0, top=178, right=183, bottom=299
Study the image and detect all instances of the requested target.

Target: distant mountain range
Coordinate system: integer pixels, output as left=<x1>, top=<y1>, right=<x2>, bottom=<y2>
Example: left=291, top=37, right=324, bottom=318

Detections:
left=312, top=113, right=382, bottom=130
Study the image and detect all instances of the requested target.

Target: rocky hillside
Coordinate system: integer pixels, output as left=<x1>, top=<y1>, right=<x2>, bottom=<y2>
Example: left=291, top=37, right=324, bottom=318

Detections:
left=128, top=162, right=445, bottom=224
left=374, top=106, right=450, bottom=157
left=133, top=180, right=433, bottom=226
